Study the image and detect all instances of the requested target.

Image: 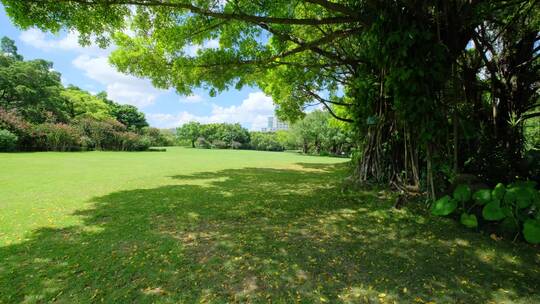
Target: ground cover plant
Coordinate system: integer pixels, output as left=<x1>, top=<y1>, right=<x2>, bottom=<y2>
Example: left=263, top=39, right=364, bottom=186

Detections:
left=1, top=148, right=539, bottom=303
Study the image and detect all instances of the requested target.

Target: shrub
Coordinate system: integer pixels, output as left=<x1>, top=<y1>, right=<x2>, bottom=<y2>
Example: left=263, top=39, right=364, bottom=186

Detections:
left=432, top=182, right=540, bottom=243
left=80, top=135, right=94, bottom=151
left=195, top=137, right=210, bottom=149
left=115, top=132, right=150, bottom=151
left=141, top=127, right=172, bottom=146
left=0, top=129, right=18, bottom=152
left=74, top=118, right=128, bottom=150
left=0, top=108, right=34, bottom=150
left=250, top=132, right=285, bottom=151
left=33, top=123, right=81, bottom=151
left=137, top=135, right=152, bottom=151
left=231, top=141, right=243, bottom=149
left=211, top=140, right=229, bottom=149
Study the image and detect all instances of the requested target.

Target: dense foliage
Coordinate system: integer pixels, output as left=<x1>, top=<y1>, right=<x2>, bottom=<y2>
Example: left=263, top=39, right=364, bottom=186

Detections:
left=291, top=110, right=354, bottom=155
left=0, top=37, right=168, bottom=152
left=176, top=111, right=353, bottom=154
left=432, top=182, right=540, bottom=244
left=178, top=122, right=250, bottom=149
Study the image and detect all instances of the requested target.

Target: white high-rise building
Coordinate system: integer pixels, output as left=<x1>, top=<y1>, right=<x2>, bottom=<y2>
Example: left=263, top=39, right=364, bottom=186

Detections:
left=265, top=116, right=289, bottom=132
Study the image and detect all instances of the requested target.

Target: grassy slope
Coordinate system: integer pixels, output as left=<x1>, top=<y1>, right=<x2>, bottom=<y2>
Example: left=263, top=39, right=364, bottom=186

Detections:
left=0, top=147, right=539, bottom=303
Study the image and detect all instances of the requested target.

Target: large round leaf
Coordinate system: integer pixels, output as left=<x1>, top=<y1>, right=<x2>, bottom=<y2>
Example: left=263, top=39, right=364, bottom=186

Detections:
left=523, top=219, right=540, bottom=244
left=472, top=189, right=491, bottom=205
left=453, top=184, right=471, bottom=202
left=515, top=187, right=537, bottom=209
left=431, top=195, right=457, bottom=216
left=482, top=201, right=506, bottom=221
left=504, top=188, right=516, bottom=204
left=460, top=213, right=478, bottom=228
left=492, top=183, right=506, bottom=201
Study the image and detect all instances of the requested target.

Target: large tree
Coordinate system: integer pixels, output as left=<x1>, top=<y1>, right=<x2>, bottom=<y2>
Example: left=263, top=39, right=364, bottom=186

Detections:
left=177, top=121, right=201, bottom=148
left=0, top=44, right=67, bottom=123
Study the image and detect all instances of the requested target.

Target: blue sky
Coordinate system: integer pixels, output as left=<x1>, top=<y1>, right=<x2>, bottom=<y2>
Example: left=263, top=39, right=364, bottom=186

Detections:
left=0, top=5, right=276, bottom=130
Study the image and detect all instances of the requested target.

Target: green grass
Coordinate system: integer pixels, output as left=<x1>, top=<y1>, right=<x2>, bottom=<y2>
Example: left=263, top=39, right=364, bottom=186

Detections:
left=0, top=147, right=539, bottom=303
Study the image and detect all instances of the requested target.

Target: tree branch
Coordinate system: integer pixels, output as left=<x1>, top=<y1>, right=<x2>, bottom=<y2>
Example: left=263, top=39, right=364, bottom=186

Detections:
left=177, top=27, right=361, bottom=68
left=300, top=88, right=353, bottom=123
left=31, top=0, right=360, bottom=25
left=256, top=22, right=361, bottom=67
left=303, top=0, right=359, bottom=17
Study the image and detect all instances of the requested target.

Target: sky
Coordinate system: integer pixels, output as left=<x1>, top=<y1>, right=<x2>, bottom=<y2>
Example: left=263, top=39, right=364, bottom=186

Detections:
left=0, top=5, right=276, bottom=130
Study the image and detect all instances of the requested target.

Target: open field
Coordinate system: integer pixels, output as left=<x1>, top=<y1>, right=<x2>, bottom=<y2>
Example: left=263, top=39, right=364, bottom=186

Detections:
left=0, top=147, right=539, bottom=303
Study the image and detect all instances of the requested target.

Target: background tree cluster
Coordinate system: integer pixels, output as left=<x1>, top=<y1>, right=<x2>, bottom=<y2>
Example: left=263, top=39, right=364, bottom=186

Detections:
left=0, top=37, right=172, bottom=152
left=177, top=110, right=354, bottom=154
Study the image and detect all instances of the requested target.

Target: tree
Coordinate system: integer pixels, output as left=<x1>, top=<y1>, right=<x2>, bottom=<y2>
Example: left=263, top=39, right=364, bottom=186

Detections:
left=61, top=86, right=113, bottom=120
left=112, top=104, right=148, bottom=130
left=0, top=53, right=67, bottom=123
left=177, top=121, right=201, bottom=148
left=97, top=91, right=149, bottom=130
left=1, top=36, right=23, bottom=61
left=290, top=110, right=352, bottom=155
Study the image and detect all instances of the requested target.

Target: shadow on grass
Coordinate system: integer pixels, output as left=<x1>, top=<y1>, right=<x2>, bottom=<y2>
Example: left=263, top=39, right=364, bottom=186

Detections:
left=1, top=163, right=539, bottom=303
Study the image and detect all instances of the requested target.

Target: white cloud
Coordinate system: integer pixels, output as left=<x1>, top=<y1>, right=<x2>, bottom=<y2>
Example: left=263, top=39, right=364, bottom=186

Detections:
left=72, top=55, right=164, bottom=107
left=184, top=38, right=220, bottom=56
left=20, top=29, right=166, bottom=108
left=180, top=94, right=204, bottom=104
left=148, top=92, right=275, bottom=130
left=20, top=29, right=109, bottom=55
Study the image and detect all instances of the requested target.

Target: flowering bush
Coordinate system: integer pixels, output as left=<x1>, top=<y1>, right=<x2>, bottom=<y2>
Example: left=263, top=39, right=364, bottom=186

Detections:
left=33, top=123, right=81, bottom=151
left=0, top=108, right=33, bottom=150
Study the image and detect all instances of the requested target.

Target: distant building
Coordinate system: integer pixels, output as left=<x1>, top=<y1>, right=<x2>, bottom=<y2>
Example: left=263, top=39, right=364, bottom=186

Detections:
left=264, top=116, right=289, bottom=132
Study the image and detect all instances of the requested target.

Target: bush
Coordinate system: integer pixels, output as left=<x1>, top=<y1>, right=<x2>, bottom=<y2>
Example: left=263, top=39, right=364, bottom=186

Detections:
left=33, top=123, right=81, bottom=151
left=195, top=137, right=210, bottom=149
left=0, top=129, right=18, bottom=152
left=231, top=141, right=243, bottom=149
left=0, top=108, right=34, bottom=150
left=80, top=135, right=94, bottom=151
left=114, top=132, right=150, bottom=151
left=250, top=132, right=285, bottom=151
left=137, top=135, right=152, bottom=151
left=212, top=140, right=229, bottom=149
left=141, top=127, right=174, bottom=146
left=431, top=182, right=540, bottom=244
left=74, top=118, right=129, bottom=151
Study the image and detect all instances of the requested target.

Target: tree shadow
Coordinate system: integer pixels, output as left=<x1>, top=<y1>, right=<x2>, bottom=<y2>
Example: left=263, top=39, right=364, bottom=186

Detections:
left=0, top=163, right=539, bottom=303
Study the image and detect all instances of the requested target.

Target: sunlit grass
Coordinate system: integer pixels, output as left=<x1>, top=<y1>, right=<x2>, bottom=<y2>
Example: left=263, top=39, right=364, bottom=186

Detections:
left=0, top=147, right=539, bottom=303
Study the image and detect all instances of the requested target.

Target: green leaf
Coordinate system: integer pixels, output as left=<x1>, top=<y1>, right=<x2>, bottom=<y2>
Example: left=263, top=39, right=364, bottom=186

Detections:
left=501, top=217, right=519, bottom=233
left=453, top=184, right=471, bottom=202
left=460, top=213, right=478, bottom=228
left=492, top=183, right=506, bottom=201
left=502, top=205, right=513, bottom=217
left=472, top=189, right=491, bottom=205
left=431, top=195, right=457, bottom=216
left=503, top=187, right=516, bottom=204
left=523, top=219, right=540, bottom=244
left=515, top=187, right=537, bottom=209
left=482, top=201, right=506, bottom=221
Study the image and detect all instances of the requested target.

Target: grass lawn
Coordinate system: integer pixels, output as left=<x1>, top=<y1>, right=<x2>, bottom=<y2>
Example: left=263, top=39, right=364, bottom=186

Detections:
left=0, top=147, right=539, bottom=303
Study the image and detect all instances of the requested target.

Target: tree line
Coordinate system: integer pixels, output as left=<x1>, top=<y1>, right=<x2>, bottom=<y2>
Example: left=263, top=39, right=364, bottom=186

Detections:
left=0, top=37, right=173, bottom=152
left=177, top=110, right=354, bottom=155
